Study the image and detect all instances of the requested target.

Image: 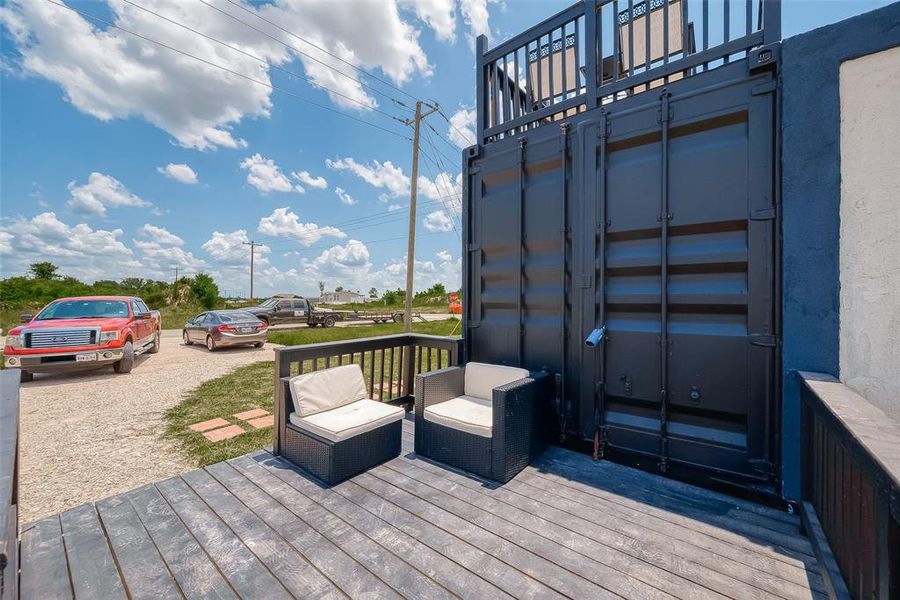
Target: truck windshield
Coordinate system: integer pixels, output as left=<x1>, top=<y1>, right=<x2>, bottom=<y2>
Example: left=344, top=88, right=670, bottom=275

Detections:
left=36, top=300, right=130, bottom=320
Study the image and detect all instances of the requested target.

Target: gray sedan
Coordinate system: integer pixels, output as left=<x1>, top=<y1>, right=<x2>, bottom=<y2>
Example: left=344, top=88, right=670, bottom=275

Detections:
left=183, top=310, right=267, bottom=351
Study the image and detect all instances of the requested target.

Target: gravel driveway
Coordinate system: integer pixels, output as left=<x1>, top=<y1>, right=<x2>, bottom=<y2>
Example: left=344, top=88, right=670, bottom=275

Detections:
left=18, top=329, right=278, bottom=524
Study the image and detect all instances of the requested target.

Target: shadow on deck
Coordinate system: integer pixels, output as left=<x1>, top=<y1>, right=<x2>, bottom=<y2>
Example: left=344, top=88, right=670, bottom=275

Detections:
left=19, top=416, right=826, bottom=599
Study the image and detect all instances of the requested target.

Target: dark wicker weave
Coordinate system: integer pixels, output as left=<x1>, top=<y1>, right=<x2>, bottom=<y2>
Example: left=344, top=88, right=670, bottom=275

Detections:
left=414, top=366, right=552, bottom=483
left=278, top=378, right=402, bottom=485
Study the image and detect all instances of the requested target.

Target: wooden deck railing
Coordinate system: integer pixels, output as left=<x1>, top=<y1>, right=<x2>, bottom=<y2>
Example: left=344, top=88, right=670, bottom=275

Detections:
left=800, top=372, right=899, bottom=600
left=273, top=334, right=463, bottom=455
left=0, top=370, right=20, bottom=600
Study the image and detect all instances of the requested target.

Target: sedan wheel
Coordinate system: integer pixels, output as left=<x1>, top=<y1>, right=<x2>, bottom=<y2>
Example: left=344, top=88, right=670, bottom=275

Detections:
left=206, top=335, right=217, bottom=352
left=183, top=331, right=192, bottom=345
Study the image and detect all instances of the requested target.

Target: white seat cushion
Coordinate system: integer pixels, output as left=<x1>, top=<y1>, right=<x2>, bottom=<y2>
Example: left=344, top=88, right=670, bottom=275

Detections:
left=424, top=395, right=493, bottom=437
left=289, top=399, right=404, bottom=443
left=464, top=362, right=529, bottom=401
left=290, top=364, right=368, bottom=417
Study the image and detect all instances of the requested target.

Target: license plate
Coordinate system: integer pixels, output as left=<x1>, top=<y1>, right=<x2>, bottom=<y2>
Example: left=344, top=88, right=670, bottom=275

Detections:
left=76, top=353, right=98, bottom=362
left=239, top=327, right=255, bottom=334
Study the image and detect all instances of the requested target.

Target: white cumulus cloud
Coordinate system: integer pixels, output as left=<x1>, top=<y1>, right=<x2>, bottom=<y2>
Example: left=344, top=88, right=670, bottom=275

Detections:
left=460, top=0, right=491, bottom=43
left=240, top=154, right=303, bottom=194
left=326, top=157, right=410, bottom=197
left=399, top=0, right=456, bottom=42
left=257, top=207, right=346, bottom=246
left=157, top=163, right=198, bottom=185
left=139, top=224, right=184, bottom=246
left=334, top=187, right=356, bottom=205
left=66, top=172, right=151, bottom=217
left=292, top=170, right=328, bottom=190
left=423, top=210, right=454, bottom=232
left=447, top=107, right=476, bottom=148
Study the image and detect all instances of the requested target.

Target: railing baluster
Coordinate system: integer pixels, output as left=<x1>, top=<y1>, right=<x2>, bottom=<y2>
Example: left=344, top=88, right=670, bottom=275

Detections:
left=536, top=35, right=544, bottom=109
left=525, top=40, right=534, bottom=114
left=613, top=0, right=620, bottom=81
left=368, top=350, right=376, bottom=397
left=746, top=0, right=752, bottom=36
left=378, top=348, right=386, bottom=401
left=724, top=0, right=731, bottom=64
left=627, top=0, right=634, bottom=79
left=388, top=346, right=395, bottom=399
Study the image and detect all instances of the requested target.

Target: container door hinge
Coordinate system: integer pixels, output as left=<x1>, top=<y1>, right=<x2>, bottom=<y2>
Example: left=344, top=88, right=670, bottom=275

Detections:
left=751, top=206, right=776, bottom=221
left=749, top=334, right=778, bottom=348
left=597, top=115, right=610, bottom=140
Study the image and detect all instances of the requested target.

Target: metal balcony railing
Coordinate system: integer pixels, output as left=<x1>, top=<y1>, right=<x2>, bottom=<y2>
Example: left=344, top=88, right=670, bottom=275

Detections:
left=476, top=0, right=781, bottom=143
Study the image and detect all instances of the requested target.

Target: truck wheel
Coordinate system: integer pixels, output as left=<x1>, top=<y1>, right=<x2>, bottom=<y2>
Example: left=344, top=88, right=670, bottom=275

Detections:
left=206, top=335, right=217, bottom=352
left=183, top=331, right=192, bottom=345
left=114, top=341, right=134, bottom=374
left=148, top=331, right=161, bottom=354
left=392, top=313, right=403, bottom=323
left=20, top=371, right=34, bottom=383
left=324, top=316, right=336, bottom=328
left=307, top=323, right=317, bottom=328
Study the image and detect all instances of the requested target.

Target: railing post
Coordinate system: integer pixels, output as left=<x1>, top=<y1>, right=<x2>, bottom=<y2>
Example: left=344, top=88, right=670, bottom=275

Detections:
left=404, top=339, right=416, bottom=399
left=476, top=34, right=488, bottom=144
left=583, top=0, right=599, bottom=109
left=762, top=0, right=782, bottom=45
left=273, top=348, right=291, bottom=456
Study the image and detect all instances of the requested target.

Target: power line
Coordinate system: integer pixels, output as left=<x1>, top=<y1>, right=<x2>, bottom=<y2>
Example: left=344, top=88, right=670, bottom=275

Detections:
left=121, top=0, right=406, bottom=123
left=221, top=0, right=419, bottom=104
left=42, top=0, right=412, bottom=142
left=242, top=240, right=264, bottom=300
left=435, top=105, right=476, bottom=148
left=199, top=0, right=413, bottom=109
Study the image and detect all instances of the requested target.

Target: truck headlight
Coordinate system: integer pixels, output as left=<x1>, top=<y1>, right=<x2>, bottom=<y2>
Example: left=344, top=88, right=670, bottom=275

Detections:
left=99, top=331, right=119, bottom=344
left=5, top=334, right=24, bottom=350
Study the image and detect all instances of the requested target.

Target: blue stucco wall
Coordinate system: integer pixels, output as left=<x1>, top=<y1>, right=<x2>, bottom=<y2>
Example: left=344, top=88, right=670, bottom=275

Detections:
left=780, top=3, right=900, bottom=500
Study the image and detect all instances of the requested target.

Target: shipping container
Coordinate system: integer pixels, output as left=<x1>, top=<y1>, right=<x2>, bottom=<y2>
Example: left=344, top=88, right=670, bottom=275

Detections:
left=463, top=0, right=782, bottom=491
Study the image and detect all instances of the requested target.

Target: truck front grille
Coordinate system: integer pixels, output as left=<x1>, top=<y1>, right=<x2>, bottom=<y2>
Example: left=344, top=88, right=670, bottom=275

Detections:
left=26, top=328, right=97, bottom=349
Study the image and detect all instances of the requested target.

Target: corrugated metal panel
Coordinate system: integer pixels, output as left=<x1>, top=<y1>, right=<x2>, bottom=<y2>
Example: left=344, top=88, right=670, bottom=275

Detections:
left=465, top=60, right=778, bottom=486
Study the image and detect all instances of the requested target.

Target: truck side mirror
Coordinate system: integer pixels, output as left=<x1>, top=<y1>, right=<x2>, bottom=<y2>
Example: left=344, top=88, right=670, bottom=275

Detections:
left=139, top=312, right=152, bottom=320
left=20, top=314, right=33, bottom=323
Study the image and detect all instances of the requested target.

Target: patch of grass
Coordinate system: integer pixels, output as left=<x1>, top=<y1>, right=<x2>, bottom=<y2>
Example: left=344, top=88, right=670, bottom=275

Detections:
left=166, top=318, right=462, bottom=466
left=267, top=317, right=461, bottom=346
left=164, top=360, right=276, bottom=467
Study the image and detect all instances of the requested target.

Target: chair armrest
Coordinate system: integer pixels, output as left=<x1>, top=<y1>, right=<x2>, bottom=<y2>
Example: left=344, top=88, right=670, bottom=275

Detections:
left=277, top=377, right=295, bottom=422
left=414, top=366, right=465, bottom=418
left=490, top=372, right=553, bottom=482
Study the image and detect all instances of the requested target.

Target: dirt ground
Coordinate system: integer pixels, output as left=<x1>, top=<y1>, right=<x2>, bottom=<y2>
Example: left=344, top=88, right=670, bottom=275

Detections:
left=17, top=329, right=277, bottom=524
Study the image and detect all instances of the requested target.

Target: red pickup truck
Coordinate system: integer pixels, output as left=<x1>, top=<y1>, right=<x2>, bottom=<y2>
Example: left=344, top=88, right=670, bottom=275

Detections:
left=4, top=296, right=161, bottom=381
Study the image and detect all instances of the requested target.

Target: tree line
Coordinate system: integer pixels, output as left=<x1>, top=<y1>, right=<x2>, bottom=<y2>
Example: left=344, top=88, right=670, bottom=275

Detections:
left=0, top=262, right=221, bottom=311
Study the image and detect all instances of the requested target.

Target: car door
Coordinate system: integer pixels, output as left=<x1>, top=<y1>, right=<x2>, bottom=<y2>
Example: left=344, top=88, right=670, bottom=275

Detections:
left=188, top=313, right=206, bottom=342
left=274, top=300, right=294, bottom=323
left=131, top=299, right=148, bottom=344
left=292, top=300, right=308, bottom=323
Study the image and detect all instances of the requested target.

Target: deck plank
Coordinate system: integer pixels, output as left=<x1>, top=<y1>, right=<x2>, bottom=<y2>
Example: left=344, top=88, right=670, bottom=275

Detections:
left=240, top=452, right=511, bottom=600
left=58, top=503, right=126, bottom=600
left=352, top=471, right=614, bottom=599
left=20, top=418, right=829, bottom=600
left=95, top=494, right=183, bottom=599
left=125, top=484, right=237, bottom=600
left=18, top=516, right=72, bottom=599
left=513, top=469, right=826, bottom=593
left=386, top=457, right=819, bottom=600
left=179, top=468, right=344, bottom=599
left=205, top=460, right=417, bottom=600
left=155, top=476, right=293, bottom=599
left=535, top=452, right=815, bottom=556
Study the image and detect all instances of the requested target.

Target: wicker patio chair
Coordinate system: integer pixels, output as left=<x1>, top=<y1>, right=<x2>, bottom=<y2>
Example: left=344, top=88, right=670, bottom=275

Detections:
left=280, top=364, right=404, bottom=485
left=414, top=362, right=552, bottom=483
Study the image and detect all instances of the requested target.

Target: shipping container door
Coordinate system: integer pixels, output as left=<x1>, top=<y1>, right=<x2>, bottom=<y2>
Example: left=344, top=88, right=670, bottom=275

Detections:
left=585, top=67, right=777, bottom=482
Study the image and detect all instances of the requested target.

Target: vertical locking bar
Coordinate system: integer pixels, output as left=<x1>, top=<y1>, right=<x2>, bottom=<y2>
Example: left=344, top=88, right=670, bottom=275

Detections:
left=593, top=110, right=609, bottom=460
left=559, top=123, right=570, bottom=432
left=517, top=137, right=527, bottom=367
left=658, top=90, right=672, bottom=472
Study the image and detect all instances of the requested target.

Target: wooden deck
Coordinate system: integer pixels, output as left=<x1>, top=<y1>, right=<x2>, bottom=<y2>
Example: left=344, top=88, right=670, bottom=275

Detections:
left=19, top=417, right=827, bottom=599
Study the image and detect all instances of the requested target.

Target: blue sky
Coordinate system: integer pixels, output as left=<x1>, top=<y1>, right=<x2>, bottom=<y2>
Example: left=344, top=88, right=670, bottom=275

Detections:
left=0, top=0, right=890, bottom=298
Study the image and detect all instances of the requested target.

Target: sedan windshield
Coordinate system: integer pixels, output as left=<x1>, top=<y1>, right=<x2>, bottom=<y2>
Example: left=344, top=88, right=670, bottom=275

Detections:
left=36, top=300, right=130, bottom=320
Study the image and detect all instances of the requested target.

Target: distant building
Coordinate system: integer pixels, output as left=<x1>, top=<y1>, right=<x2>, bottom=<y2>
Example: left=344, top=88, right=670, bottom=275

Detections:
left=318, top=290, right=370, bottom=304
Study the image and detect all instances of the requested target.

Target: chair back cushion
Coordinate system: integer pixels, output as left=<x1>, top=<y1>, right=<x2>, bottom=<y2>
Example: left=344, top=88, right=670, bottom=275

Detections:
left=464, top=362, right=529, bottom=400
left=289, top=364, right=368, bottom=417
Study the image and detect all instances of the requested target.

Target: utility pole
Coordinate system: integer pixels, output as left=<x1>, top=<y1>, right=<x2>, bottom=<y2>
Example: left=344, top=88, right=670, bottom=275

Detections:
left=403, top=100, right=439, bottom=332
left=172, top=267, right=179, bottom=286
left=243, top=240, right=262, bottom=301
